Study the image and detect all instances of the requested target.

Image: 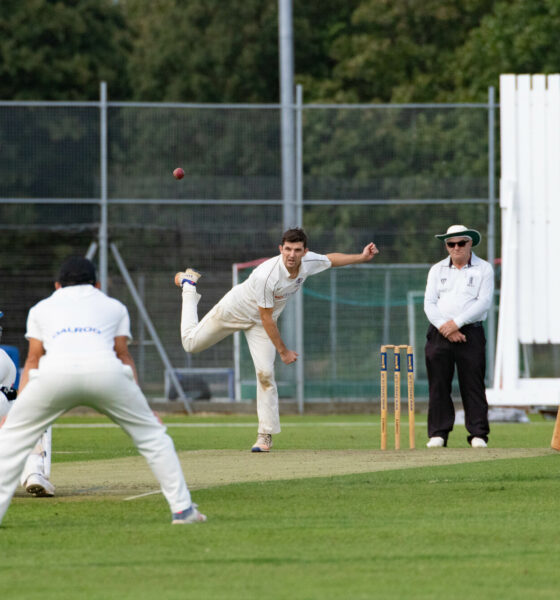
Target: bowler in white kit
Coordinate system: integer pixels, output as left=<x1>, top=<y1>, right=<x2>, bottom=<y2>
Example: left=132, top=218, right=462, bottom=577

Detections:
left=175, top=228, right=379, bottom=452
left=0, top=256, right=205, bottom=525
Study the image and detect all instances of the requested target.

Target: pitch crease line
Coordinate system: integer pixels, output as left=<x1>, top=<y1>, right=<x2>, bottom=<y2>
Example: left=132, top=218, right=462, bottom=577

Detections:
left=123, top=490, right=162, bottom=501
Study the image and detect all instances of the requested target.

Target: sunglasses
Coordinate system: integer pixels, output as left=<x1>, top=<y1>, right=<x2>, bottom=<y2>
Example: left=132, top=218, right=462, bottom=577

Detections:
left=446, top=240, right=468, bottom=248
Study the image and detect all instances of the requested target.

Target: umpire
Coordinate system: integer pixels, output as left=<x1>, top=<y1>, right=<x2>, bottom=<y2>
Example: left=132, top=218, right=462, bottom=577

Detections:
left=424, top=225, right=494, bottom=448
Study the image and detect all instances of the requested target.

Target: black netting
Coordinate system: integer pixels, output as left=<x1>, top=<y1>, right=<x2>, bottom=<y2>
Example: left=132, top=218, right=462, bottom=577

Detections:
left=0, top=102, right=498, bottom=400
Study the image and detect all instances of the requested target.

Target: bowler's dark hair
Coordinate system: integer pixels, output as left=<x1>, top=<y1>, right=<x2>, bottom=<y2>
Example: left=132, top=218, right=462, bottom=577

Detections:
left=281, top=227, right=308, bottom=248
left=57, top=256, right=97, bottom=287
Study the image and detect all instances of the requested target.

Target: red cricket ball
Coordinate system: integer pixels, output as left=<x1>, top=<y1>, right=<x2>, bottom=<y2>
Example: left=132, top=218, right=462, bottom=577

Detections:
left=173, top=167, right=185, bottom=180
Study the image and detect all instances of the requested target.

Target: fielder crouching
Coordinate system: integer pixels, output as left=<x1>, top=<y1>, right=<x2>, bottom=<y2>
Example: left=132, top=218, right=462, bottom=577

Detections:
left=0, top=256, right=206, bottom=526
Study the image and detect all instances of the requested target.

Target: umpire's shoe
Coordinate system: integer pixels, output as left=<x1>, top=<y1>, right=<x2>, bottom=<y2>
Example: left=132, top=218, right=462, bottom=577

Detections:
left=25, top=473, right=55, bottom=497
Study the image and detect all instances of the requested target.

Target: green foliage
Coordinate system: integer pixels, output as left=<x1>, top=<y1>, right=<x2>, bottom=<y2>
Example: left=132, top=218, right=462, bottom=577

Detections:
left=2, top=1, right=560, bottom=103
left=302, top=107, right=489, bottom=201
left=0, top=0, right=131, bottom=100
left=122, top=0, right=362, bottom=103
left=449, top=0, right=560, bottom=101
left=296, top=0, right=560, bottom=103
left=294, top=0, right=361, bottom=92
left=307, top=0, right=502, bottom=102
left=123, top=0, right=280, bottom=102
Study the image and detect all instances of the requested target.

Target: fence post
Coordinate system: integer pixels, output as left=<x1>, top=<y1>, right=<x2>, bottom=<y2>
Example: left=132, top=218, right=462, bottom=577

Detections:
left=295, top=84, right=303, bottom=226
left=99, top=81, right=109, bottom=293
left=278, top=0, right=296, bottom=230
left=295, top=83, right=305, bottom=413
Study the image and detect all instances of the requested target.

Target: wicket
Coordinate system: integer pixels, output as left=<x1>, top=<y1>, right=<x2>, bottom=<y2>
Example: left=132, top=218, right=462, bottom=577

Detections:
left=380, top=345, right=415, bottom=450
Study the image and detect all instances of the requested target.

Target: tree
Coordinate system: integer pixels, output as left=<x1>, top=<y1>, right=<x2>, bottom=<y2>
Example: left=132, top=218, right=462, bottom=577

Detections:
left=123, top=0, right=279, bottom=102
left=447, top=0, right=560, bottom=101
left=293, top=0, right=360, bottom=97
left=0, top=0, right=131, bottom=100
left=123, top=0, right=360, bottom=103
left=304, top=0, right=500, bottom=103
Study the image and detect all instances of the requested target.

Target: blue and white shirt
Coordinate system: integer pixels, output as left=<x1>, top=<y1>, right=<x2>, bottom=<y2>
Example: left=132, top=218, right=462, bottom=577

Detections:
left=424, top=252, right=494, bottom=329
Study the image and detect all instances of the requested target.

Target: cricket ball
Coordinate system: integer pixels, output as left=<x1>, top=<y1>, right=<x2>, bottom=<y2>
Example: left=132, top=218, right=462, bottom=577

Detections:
left=173, top=167, right=185, bottom=180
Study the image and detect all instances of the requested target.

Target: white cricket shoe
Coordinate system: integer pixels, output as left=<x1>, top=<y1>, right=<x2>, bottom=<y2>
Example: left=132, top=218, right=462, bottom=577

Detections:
left=25, top=473, right=55, bottom=497
left=172, top=504, right=207, bottom=525
left=426, top=436, right=445, bottom=448
left=174, top=268, right=202, bottom=288
left=471, top=437, right=488, bottom=448
left=251, top=433, right=272, bottom=452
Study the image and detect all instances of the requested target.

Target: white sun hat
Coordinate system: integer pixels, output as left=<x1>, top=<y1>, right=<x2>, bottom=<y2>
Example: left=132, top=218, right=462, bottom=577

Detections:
left=435, top=224, right=481, bottom=247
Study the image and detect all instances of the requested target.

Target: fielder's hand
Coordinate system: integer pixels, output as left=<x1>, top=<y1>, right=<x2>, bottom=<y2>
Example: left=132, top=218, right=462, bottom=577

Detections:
left=0, top=386, right=16, bottom=401
left=362, top=242, right=379, bottom=262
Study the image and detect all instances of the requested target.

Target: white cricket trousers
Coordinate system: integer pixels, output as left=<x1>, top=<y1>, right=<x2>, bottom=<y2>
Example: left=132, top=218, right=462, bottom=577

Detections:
left=0, top=361, right=192, bottom=524
left=181, top=287, right=280, bottom=434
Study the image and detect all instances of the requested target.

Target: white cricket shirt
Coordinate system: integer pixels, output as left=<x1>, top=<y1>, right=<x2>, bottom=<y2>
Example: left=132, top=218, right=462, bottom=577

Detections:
left=26, top=285, right=131, bottom=366
left=0, top=348, right=16, bottom=388
left=219, top=251, right=331, bottom=324
left=424, top=252, right=494, bottom=329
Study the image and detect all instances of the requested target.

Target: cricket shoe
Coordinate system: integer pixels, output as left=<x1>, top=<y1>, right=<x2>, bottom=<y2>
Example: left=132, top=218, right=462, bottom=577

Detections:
left=426, top=436, right=445, bottom=448
left=251, top=433, right=272, bottom=453
left=174, top=268, right=202, bottom=288
left=471, top=437, right=488, bottom=448
left=25, top=473, right=55, bottom=497
left=172, top=504, right=207, bottom=525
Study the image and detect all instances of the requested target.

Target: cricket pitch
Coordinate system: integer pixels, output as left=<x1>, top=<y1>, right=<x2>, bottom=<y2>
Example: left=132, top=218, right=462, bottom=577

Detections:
left=19, top=447, right=554, bottom=499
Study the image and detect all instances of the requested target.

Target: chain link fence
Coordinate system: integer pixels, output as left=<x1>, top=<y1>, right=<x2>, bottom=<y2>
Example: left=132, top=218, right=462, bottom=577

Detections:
left=0, top=93, right=497, bottom=405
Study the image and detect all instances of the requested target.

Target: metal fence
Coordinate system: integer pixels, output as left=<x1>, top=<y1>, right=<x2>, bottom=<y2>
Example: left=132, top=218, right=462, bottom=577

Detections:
left=0, top=85, right=497, bottom=407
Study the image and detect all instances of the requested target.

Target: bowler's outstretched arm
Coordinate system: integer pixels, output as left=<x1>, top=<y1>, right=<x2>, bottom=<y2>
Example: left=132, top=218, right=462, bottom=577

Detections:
left=326, top=242, right=378, bottom=267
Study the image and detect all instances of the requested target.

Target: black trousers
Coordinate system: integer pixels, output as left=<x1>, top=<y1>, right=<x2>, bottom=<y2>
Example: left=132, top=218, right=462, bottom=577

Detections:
left=424, top=323, right=490, bottom=444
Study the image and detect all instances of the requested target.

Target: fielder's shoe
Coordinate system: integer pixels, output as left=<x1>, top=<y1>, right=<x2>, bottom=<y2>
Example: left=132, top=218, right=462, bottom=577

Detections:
left=25, top=473, right=55, bottom=497
left=174, top=268, right=202, bottom=288
left=426, top=436, right=445, bottom=448
left=471, top=437, right=488, bottom=448
left=251, top=433, right=272, bottom=453
left=171, top=504, right=207, bottom=525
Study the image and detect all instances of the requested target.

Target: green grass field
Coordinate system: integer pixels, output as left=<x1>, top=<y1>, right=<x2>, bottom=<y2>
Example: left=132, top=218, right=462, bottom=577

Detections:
left=1, top=413, right=559, bottom=600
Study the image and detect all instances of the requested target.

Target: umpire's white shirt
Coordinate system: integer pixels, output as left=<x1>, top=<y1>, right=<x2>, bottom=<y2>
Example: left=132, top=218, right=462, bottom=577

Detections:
left=219, top=251, right=331, bottom=324
left=424, top=252, right=494, bottom=329
left=26, top=285, right=131, bottom=369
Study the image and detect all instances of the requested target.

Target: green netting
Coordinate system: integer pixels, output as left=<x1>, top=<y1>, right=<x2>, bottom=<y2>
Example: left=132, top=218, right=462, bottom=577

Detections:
left=237, top=264, right=434, bottom=400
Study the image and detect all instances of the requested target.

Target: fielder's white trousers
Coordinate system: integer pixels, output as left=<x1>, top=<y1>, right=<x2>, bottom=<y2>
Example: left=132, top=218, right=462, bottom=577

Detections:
left=0, top=361, right=192, bottom=524
left=20, top=427, right=52, bottom=484
left=181, top=287, right=280, bottom=434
